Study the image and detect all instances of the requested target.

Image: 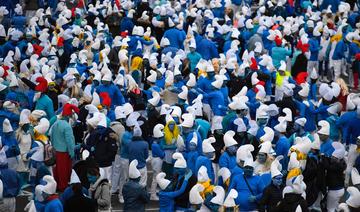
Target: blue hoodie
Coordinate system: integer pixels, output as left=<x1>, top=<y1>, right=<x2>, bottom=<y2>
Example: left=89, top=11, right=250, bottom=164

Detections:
left=219, top=151, right=237, bottom=170
left=164, top=28, right=186, bottom=49
left=195, top=155, right=215, bottom=184
left=197, top=38, right=219, bottom=60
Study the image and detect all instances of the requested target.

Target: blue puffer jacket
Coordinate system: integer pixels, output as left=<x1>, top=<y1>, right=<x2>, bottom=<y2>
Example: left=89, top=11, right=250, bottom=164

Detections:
left=164, top=28, right=186, bottom=49
left=195, top=155, right=215, bottom=183
left=35, top=94, right=55, bottom=119
left=0, top=165, right=20, bottom=197
left=219, top=151, right=237, bottom=170
left=229, top=173, right=265, bottom=211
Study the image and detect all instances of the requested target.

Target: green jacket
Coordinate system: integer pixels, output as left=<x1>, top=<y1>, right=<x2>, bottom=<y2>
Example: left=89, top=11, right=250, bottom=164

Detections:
left=50, top=119, right=75, bottom=158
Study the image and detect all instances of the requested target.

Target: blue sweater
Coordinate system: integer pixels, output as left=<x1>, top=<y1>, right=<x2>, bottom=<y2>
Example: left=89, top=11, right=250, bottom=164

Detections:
left=187, top=151, right=199, bottom=174
left=197, top=38, right=219, bottom=60
left=1, top=132, right=20, bottom=158
left=204, top=90, right=227, bottom=116
left=44, top=198, right=63, bottom=212
left=332, top=40, right=347, bottom=60
left=309, top=37, right=320, bottom=61
left=128, top=137, right=149, bottom=169
left=320, top=139, right=334, bottom=157
left=35, top=94, right=55, bottom=119
left=219, top=151, right=237, bottom=170
left=275, top=135, right=290, bottom=170
left=271, top=46, right=292, bottom=68
left=164, top=28, right=186, bottom=49
left=96, top=84, right=125, bottom=108
left=336, top=111, right=356, bottom=144
left=152, top=141, right=165, bottom=158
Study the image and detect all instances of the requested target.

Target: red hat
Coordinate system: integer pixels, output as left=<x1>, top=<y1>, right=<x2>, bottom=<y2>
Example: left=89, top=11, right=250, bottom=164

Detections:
left=295, top=72, right=308, bottom=85
left=275, top=35, right=282, bottom=46
left=57, top=37, right=65, bottom=48
left=62, top=103, right=80, bottom=116
left=296, top=40, right=309, bottom=53
left=355, top=53, right=360, bottom=61
left=250, top=58, right=258, bottom=71
left=33, top=44, right=44, bottom=56
left=99, top=92, right=112, bottom=107
left=35, top=77, right=48, bottom=93
left=120, top=31, right=128, bottom=38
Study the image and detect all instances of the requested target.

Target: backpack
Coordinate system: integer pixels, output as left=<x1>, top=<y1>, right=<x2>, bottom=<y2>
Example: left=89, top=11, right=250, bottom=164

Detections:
left=41, top=141, right=56, bottom=166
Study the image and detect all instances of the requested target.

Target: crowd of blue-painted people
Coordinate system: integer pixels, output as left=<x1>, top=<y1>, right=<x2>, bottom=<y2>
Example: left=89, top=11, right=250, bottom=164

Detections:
left=0, top=0, right=360, bottom=211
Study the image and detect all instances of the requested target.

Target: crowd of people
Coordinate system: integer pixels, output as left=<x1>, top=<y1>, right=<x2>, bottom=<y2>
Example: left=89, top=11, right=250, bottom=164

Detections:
left=0, top=0, right=360, bottom=211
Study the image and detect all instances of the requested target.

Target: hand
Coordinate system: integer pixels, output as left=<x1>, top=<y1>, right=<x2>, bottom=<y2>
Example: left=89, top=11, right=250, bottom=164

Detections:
left=248, top=195, right=257, bottom=202
left=185, top=170, right=193, bottom=180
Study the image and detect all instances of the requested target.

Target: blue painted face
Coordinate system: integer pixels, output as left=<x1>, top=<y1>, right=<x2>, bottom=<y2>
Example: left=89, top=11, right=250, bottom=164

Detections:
left=272, top=175, right=283, bottom=187
left=227, top=145, right=238, bottom=156
left=257, top=153, right=267, bottom=164
left=207, top=72, right=215, bottom=79
left=168, top=122, right=175, bottom=131
left=257, top=118, right=268, bottom=126
left=189, top=142, right=197, bottom=151
left=87, top=174, right=97, bottom=184
left=174, top=167, right=186, bottom=175
left=204, top=152, right=215, bottom=160
left=243, top=166, right=254, bottom=177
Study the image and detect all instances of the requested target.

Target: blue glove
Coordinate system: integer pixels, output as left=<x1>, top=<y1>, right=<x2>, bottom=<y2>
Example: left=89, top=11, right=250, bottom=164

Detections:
left=185, top=170, right=193, bottom=180
left=248, top=195, right=257, bottom=203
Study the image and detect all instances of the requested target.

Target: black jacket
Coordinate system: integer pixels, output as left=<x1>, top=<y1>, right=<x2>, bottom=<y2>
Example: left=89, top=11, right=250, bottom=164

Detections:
left=259, top=184, right=284, bottom=212
left=64, top=193, right=97, bottom=212
left=322, top=157, right=346, bottom=189
left=303, top=155, right=321, bottom=206
left=174, top=174, right=197, bottom=209
left=274, top=193, right=309, bottom=212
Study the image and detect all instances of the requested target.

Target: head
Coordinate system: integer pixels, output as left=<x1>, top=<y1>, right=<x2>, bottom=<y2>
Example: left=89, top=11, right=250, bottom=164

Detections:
left=182, top=126, right=193, bottom=134
left=101, top=80, right=111, bottom=86
left=293, top=122, right=302, bottom=133
left=189, top=142, right=197, bottom=151
left=236, top=109, right=248, bottom=117
left=257, top=117, right=268, bottom=127
left=190, top=47, right=196, bottom=52
left=318, top=133, right=329, bottom=142
left=207, top=71, right=215, bottom=79
left=204, top=151, right=215, bottom=160
left=168, top=121, right=176, bottom=132
left=87, top=167, right=100, bottom=184
left=227, top=145, right=238, bottom=156
left=243, top=165, right=254, bottom=177
left=257, top=152, right=268, bottom=164
left=272, top=175, right=283, bottom=187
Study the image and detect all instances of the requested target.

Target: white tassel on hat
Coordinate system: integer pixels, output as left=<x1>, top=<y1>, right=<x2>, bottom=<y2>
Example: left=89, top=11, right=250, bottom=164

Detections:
left=318, top=120, right=330, bottom=135
left=153, top=124, right=164, bottom=138
left=210, top=186, right=225, bottom=205
left=2, top=118, right=13, bottom=133
left=189, top=184, right=205, bottom=204
left=260, top=127, right=274, bottom=143
left=198, top=166, right=210, bottom=182
left=202, top=137, right=216, bottom=153
left=271, top=156, right=283, bottom=178
left=259, top=141, right=273, bottom=154
left=34, top=118, right=50, bottom=135
left=156, top=172, right=171, bottom=190
left=173, top=152, right=187, bottom=168
left=70, top=169, right=81, bottom=184
left=223, top=189, right=238, bottom=207
left=42, top=175, right=57, bottom=195
left=223, top=130, right=237, bottom=147
left=129, top=159, right=141, bottom=179
left=218, top=167, right=231, bottom=183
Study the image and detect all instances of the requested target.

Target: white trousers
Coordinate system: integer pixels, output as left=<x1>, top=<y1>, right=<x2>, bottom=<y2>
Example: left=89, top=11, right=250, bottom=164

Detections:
left=110, top=155, right=121, bottom=193
left=139, top=167, right=147, bottom=188
left=307, top=61, right=319, bottom=79
left=345, top=144, right=359, bottom=185
left=100, top=166, right=112, bottom=184
left=327, top=188, right=344, bottom=212
left=203, top=104, right=212, bottom=122
left=333, top=59, right=343, bottom=80
left=118, top=158, right=129, bottom=198
left=0, top=197, right=16, bottom=212
left=150, top=157, right=163, bottom=195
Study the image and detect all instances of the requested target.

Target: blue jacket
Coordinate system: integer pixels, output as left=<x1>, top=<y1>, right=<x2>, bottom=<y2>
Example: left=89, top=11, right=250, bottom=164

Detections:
left=120, top=17, right=134, bottom=34
left=1, top=132, right=20, bottom=158
left=184, top=130, right=203, bottom=155
left=219, top=152, right=237, bottom=170
left=336, top=111, right=356, bottom=144
left=164, top=28, right=186, bottom=49
left=122, top=179, right=150, bottom=212
left=197, top=38, right=219, bottom=60
left=35, top=94, right=55, bottom=119
left=0, top=109, right=19, bottom=136
left=327, top=115, right=340, bottom=141
left=316, top=103, right=330, bottom=121
left=275, top=135, right=290, bottom=170
left=204, top=90, right=227, bottom=116
left=44, top=197, right=63, bottom=212
left=332, top=40, right=348, bottom=60
left=195, top=155, right=215, bottom=183
left=309, top=37, right=320, bottom=61
left=296, top=100, right=317, bottom=132
left=320, top=139, right=334, bottom=157
left=0, top=165, right=20, bottom=197
left=50, top=119, right=75, bottom=157
left=347, top=116, right=360, bottom=145
left=128, top=137, right=149, bottom=169
left=320, top=0, right=340, bottom=12
left=196, top=76, right=215, bottom=104
left=195, top=119, right=211, bottom=141
left=229, top=174, right=265, bottom=211
left=187, top=151, right=199, bottom=174
left=152, top=141, right=165, bottom=158
left=187, top=52, right=202, bottom=72
left=120, top=131, right=133, bottom=159
left=60, top=186, right=89, bottom=205
left=96, top=84, right=125, bottom=108
left=271, top=46, right=292, bottom=68
left=159, top=178, right=188, bottom=212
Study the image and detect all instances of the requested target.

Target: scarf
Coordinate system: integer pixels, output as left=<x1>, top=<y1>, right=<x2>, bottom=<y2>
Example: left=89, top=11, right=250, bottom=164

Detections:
left=199, top=180, right=214, bottom=199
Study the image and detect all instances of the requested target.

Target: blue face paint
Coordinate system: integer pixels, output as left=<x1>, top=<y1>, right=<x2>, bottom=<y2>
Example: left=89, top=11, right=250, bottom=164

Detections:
left=204, top=152, right=215, bottom=160
left=272, top=175, right=283, bottom=187
left=168, top=122, right=175, bottom=131
left=207, top=72, right=215, bottom=79
left=257, top=153, right=267, bottom=164
left=243, top=166, right=254, bottom=177
left=227, top=145, right=238, bottom=156
left=189, top=142, right=197, bottom=151
left=174, top=168, right=186, bottom=176
left=257, top=118, right=268, bottom=126
left=182, top=127, right=192, bottom=135
left=87, top=174, right=97, bottom=184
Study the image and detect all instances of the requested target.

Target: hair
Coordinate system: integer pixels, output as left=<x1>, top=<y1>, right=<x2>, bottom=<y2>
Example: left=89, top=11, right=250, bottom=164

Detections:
left=163, top=120, right=180, bottom=145
left=336, top=78, right=349, bottom=96
left=87, top=167, right=100, bottom=177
